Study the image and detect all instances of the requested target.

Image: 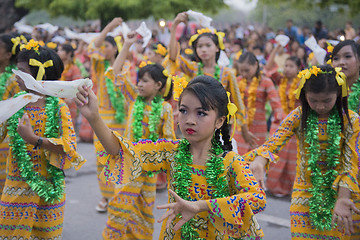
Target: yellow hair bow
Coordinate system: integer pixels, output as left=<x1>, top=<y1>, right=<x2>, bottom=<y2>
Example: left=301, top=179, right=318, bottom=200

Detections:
left=226, top=91, right=238, bottom=141
left=172, top=75, right=188, bottom=101
left=11, top=37, right=21, bottom=55
left=114, top=36, right=123, bottom=53
left=29, top=59, right=53, bottom=80
left=335, top=67, right=348, bottom=97
left=162, top=69, right=172, bottom=97
left=20, top=35, right=28, bottom=44
left=294, top=66, right=321, bottom=99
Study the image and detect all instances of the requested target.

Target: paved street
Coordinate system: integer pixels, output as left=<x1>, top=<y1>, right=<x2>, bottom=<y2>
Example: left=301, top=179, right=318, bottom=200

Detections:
left=63, top=142, right=291, bottom=239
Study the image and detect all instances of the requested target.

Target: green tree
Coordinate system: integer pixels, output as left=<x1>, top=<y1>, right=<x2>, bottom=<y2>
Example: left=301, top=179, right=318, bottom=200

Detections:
left=15, top=0, right=227, bottom=27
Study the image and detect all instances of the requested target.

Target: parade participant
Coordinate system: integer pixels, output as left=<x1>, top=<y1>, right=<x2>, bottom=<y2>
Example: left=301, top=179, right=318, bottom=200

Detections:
left=0, top=39, right=85, bottom=239
left=247, top=65, right=360, bottom=239
left=168, top=12, right=250, bottom=148
left=75, top=75, right=266, bottom=239
left=93, top=31, right=176, bottom=239
left=87, top=17, right=126, bottom=213
left=236, top=51, right=283, bottom=155
left=331, top=40, right=360, bottom=239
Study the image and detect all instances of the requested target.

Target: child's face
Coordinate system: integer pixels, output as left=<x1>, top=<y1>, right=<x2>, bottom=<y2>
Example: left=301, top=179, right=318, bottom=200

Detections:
left=104, top=41, right=117, bottom=60
left=283, top=60, right=299, bottom=79
left=16, top=61, right=31, bottom=91
left=57, top=46, right=71, bottom=62
left=145, top=49, right=161, bottom=64
left=178, top=92, right=224, bottom=144
left=195, top=36, right=219, bottom=62
left=306, top=91, right=338, bottom=118
left=237, top=62, right=258, bottom=80
left=137, top=72, right=162, bottom=99
left=332, top=45, right=360, bottom=80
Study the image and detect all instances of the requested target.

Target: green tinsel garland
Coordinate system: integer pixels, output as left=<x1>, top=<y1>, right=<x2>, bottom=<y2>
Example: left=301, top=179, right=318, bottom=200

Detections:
left=198, top=62, right=221, bottom=82
left=104, top=60, right=126, bottom=123
left=348, top=77, right=360, bottom=113
left=132, top=94, right=163, bottom=142
left=8, top=92, right=65, bottom=203
left=0, top=65, right=17, bottom=99
left=173, top=137, right=229, bottom=239
left=305, top=109, right=341, bottom=231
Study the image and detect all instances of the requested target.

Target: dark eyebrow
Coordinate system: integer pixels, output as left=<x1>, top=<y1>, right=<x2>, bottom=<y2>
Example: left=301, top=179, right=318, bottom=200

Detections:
left=179, top=104, right=205, bottom=111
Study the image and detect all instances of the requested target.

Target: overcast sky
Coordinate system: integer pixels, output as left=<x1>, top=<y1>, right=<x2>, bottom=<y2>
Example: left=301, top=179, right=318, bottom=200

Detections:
left=224, top=0, right=258, bottom=11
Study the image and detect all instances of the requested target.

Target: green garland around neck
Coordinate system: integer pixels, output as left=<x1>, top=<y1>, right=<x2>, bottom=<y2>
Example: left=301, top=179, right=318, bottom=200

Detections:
left=8, top=91, right=65, bottom=203
left=348, top=76, right=360, bottom=113
left=173, top=137, right=229, bottom=239
left=305, top=108, right=341, bottom=231
left=0, top=64, right=17, bottom=99
left=104, top=60, right=125, bottom=123
left=198, top=62, right=221, bottom=82
left=132, top=94, right=163, bottom=142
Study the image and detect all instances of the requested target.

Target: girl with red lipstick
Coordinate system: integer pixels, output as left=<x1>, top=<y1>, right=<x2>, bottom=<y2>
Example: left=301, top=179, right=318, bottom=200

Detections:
left=75, top=75, right=266, bottom=239
left=90, top=31, right=176, bottom=240
left=331, top=40, right=360, bottom=239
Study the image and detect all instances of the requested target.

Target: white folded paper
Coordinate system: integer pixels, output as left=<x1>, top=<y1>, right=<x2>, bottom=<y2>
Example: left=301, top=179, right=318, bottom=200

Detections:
left=217, top=50, right=230, bottom=67
left=136, top=22, right=152, bottom=48
left=36, top=23, right=59, bottom=35
left=110, top=22, right=130, bottom=39
left=186, top=10, right=213, bottom=30
left=275, top=35, right=290, bottom=47
left=305, top=36, right=327, bottom=65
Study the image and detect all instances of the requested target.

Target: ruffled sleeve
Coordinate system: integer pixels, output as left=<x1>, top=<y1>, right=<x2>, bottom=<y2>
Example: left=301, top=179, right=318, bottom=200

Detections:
left=45, top=99, right=86, bottom=170
left=243, top=107, right=301, bottom=163
left=332, top=111, right=360, bottom=194
left=2, top=75, right=19, bottom=100
left=96, top=131, right=179, bottom=185
left=263, top=77, right=283, bottom=124
left=205, top=152, right=266, bottom=238
left=0, top=122, right=7, bottom=143
left=175, top=54, right=198, bottom=79
left=87, top=41, right=106, bottom=60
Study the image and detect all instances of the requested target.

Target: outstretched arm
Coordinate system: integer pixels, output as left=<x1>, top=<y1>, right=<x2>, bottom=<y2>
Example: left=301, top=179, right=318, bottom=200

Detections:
left=94, top=17, right=123, bottom=48
left=112, top=31, right=137, bottom=75
left=169, top=12, right=188, bottom=62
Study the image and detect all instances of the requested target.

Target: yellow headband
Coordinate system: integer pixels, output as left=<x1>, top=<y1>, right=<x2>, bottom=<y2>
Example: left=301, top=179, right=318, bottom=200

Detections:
left=162, top=69, right=172, bottom=97
left=155, top=44, right=167, bottom=57
left=139, top=60, right=154, bottom=68
left=29, top=59, right=53, bottom=80
left=188, top=28, right=225, bottom=50
left=172, top=75, right=188, bottom=101
left=114, top=36, right=123, bottom=53
left=11, top=37, right=21, bottom=55
left=294, top=66, right=348, bottom=99
left=226, top=91, right=238, bottom=141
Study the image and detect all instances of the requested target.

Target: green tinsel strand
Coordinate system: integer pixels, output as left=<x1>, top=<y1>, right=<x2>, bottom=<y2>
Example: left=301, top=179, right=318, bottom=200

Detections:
left=0, top=65, right=17, bottom=99
left=348, top=77, right=360, bottom=112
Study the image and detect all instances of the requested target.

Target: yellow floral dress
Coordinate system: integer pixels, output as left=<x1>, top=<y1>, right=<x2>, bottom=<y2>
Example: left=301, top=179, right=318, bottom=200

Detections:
left=0, top=99, right=85, bottom=239
left=0, top=73, right=20, bottom=196
left=244, top=107, right=360, bottom=239
left=88, top=42, right=127, bottom=199
left=96, top=134, right=266, bottom=239
left=99, top=64, right=176, bottom=239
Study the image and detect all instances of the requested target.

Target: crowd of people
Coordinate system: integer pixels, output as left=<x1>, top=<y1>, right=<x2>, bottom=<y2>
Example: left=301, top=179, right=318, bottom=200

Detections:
left=0, top=9, right=359, bottom=240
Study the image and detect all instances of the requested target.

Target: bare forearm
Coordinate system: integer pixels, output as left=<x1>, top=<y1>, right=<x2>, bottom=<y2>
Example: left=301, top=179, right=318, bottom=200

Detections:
left=338, top=186, right=351, bottom=199
left=94, top=26, right=111, bottom=48
left=169, top=25, right=179, bottom=62
left=113, top=42, right=131, bottom=75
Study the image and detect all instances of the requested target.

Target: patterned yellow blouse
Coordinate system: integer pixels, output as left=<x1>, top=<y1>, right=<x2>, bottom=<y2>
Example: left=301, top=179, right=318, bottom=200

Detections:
left=174, top=55, right=246, bottom=126
left=97, top=133, right=266, bottom=239
left=0, top=99, right=85, bottom=239
left=244, top=107, right=360, bottom=240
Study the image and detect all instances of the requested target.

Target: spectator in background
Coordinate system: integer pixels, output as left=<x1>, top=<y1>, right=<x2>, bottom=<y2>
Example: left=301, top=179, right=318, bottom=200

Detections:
left=313, top=20, right=328, bottom=40
left=345, top=21, right=356, bottom=40
left=284, top=19, right=298, bottom=41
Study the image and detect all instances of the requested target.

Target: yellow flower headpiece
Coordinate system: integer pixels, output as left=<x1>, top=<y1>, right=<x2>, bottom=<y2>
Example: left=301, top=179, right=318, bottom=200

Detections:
left=294, top=66, right=348, bottom=99
left=139, top=60, right=154, bottom=68
left=172, top=75, right=188, bottom=101
left=46, top=42, right=57, bottom=49
left=188, top=28, right=225, bottom=50
left=162, top=69, right=172, bottom=97
left=226, top=91, right=238, bottom=141
left=20, top=39, right=40, bottom=53
left=155, top=44, right=167, bottom=57
left=184, top=48, right=193, bottom=55
left=11, top=37, right=21, bottom=55
left=114, top=36, right=123, bottom=53
left=29, top=59, right=54, bottom=80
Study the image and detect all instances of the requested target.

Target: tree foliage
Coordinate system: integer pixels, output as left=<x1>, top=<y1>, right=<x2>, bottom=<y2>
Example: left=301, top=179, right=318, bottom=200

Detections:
left=15, top=0, right=227, bottom=26
left=257, top=0, right=360, bottom=16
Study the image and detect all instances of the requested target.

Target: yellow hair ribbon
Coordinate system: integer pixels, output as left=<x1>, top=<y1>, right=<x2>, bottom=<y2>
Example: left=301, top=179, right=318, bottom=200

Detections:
left=20, top=35, right=28, bottom=44
left=162, top=69, right=172, bottom=97
left=226, top=92, right=238, bottom=141
left=294, top=74, right=306, bottom=99
left=11, top=37, right=21, bottom=55
left=215, top=31, right=225, bottom=50
left=29, top=59, right=53, bottom=80
left=114, top=36, right=123, bottom=53
left=335, top=67, right=348, bottom=97
left=327, top=59, right=332, bottom=65
left=188, top=34, right=199, bottom=47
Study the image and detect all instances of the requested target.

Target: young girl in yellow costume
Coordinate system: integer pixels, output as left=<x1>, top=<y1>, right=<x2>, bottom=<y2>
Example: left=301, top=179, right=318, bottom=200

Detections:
left=168, top=12, right=251, bottom=147
left=265, top=44, right=303, bottom=197
left=0, top=33, right=22, bottom=197
left=247, top=65, right=360, bottom=239
left=0, top=40, right=85, bottom=239
left=87, top=17, right=127, bottom=212
left=75, top=74, right=266, bottom=239
left=331, top=40, right=360, bottom=239
left=93, top=31, right=176, bottom=239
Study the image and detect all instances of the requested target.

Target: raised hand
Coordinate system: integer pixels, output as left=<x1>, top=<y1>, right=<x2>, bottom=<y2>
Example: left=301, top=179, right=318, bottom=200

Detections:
left=17, top=113, right=37, bottom=144
left=74, top=85, right=99, bottom=123
left=173, top=12, right=188, bottom=28
left=106, top=17, right=123, bottom=31
left=124, top=31, right=138, bottom=46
